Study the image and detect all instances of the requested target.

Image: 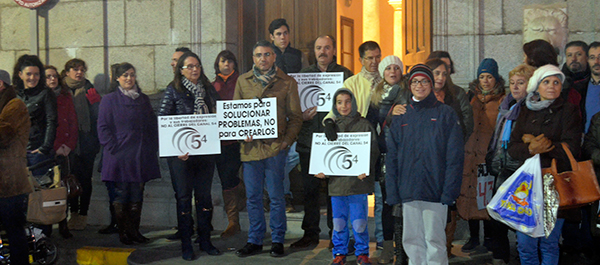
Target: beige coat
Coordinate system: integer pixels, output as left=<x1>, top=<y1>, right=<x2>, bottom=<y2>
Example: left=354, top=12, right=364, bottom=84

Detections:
left=0, top=98, right=32, bottom=198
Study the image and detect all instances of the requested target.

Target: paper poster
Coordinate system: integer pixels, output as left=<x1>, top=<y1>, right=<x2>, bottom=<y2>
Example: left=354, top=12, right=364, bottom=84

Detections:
left=216, top=98, right=278, bottom=140
left=288, top=72, right=344, bottom=112
left=309, top=132, right=372, bottom=176
left=158, top=114, right=221, bottom=157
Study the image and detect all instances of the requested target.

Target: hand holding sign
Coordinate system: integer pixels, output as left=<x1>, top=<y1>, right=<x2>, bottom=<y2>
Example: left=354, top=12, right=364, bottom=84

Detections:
left=309, top=132, right=371, bottom=176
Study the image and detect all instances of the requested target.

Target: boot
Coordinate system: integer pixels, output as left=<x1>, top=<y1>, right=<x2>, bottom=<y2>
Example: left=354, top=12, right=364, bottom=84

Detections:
left=129, top=202, right=150, bottom=243
left=394, top=217, right=408, bottom=265
left=58, top=219, right=73, bottom=239
left=113, top=202, right=133, bottom=245
left=67, top=212, right=79, bottom=230
left=378, top=240, right=394, bottom=264
left=178, top=201, right=195, bottom=261
left=98, top=203, right=118, bottom=234
left=221, top=187, right=241, bottom=238
left=196, top=205, right=221, bottom=255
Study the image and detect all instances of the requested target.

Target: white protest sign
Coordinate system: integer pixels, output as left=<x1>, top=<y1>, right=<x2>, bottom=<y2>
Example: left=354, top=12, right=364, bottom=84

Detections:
left=216, top=98, right=278, bottom=140
left=158, top=114, right=221, bottom=157
left=288, top=72, right=344, bottom=112
left=309, top=132, right=371, bottom=176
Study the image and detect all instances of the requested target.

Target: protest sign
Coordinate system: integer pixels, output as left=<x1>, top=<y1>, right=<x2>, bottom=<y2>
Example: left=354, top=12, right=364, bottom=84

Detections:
left=216, top=98, right=278, bottom=140
left=309, top=132, right=371, bottom=176
left=158, top=114, right=221, bottom=157
left=288, top=72, right=344, bottom=112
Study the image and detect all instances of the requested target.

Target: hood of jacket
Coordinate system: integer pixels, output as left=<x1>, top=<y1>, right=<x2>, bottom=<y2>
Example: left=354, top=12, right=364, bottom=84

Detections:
left=332, top=88, right=359, bottom=118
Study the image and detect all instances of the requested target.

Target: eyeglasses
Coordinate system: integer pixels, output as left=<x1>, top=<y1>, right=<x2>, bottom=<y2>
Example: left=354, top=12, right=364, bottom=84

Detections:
left=362, top=55, right=381, bottom=62
left=182, top=64, right=201, bottom=70
left=253, top=52, right=272, bottom=58
left=410, top=79, right=431, bottom=86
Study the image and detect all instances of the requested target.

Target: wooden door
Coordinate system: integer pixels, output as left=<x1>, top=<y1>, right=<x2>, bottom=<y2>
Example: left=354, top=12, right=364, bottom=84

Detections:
left=340, top=16, right=354, bottom=71
left=403, top=0, right=432, bottom=71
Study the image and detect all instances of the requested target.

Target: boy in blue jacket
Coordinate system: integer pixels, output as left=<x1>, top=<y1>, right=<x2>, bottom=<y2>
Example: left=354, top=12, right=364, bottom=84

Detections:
left=385, top=64, right=464, bottom=265
left=315, top=88, right=379, bottom=265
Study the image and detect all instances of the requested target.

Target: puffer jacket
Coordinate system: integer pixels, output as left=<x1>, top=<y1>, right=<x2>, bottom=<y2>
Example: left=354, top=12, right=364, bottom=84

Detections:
left=295, top=62, right=353, bottom=154
left=327, top=88, right=378, bottom=197
left=158, top=82, right=220, bottom=116
left=0, top=96, right=33, bottom=198
left=386, top=92, right=464, bottom=205
left=457, top=79, right=505, bottom=220
left=234, top=67, right=303, bottom=162
left=16, top=86, right=57, bottom=154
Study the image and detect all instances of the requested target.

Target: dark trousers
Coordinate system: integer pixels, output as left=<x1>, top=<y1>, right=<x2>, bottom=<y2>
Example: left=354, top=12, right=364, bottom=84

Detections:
left=0, top=194, right=29, bottom=265
left=379, top=180, right=395, bottom=241
left=299, top=152, right=332, bottom=237
left=215, top=143, right=241, bottom=191
left=114, top=182, right=145, bottom=204
left=562, top=206, right=594, bottom=251
left=69, top=151, right=97, bottom=215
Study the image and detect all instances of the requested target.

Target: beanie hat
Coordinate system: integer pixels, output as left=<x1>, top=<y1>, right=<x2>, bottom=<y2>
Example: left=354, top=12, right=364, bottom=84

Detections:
left=378, top=55, right=404, bottom=78
left=0, top=70, right=10, bottom=86
left=526, top=64, right=565, bottom=94
left=408, top=64, right=433, bottom=85
left=477, top=58, right=500, bottom=81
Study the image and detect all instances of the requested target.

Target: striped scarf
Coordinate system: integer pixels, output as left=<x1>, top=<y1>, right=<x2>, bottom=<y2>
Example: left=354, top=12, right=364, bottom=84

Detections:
left=359, top=67, right=382, bottom=92
left=253, top=65, right=277, bottom=87
left=182, top=77, right=209, bottom=114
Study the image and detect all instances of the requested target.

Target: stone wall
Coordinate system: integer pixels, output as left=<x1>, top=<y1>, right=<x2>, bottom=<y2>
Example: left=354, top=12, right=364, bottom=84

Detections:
left=433, top=0, right=600, bottom=89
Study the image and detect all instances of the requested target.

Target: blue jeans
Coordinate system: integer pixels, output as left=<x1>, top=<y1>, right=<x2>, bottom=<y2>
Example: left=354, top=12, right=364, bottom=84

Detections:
left=516, top=218, right=565, bottom=265
left=243, top=150, right=287, bottom=245
left=283, top=142, right=299, bottom=197
left=0, top=194, right=29, bottom=265
left=331, top=194, right=369, bottom=257
left=374, top=181, right=384, bottom=243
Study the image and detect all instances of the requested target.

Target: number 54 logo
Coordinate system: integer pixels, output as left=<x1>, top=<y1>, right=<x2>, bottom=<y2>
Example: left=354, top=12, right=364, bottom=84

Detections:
left=172, top=127, right=207, bottom=153
left=324, top=146, right=359, bottom=172
left=299, top=85, right=331, bottom=110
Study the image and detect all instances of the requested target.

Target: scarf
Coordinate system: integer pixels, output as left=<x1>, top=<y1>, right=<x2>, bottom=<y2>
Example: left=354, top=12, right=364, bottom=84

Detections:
left=119, top=85, right=140, bottom=100
left=64, top=76, right=92, bottom=133
left=218, top=70, right=235, bottom=83
left=525, top=92, right=554, bottom=111
left=434, top=89, right=446, bottom=103
left=359, top=67, right=382, bottom=91
left=253, top=65, right=277, bottom=87
left=182, top=77, right=209, bottom=114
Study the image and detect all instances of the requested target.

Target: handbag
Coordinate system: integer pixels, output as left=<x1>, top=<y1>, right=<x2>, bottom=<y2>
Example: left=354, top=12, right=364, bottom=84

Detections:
left=27, top=164, right=68, bottom=225
left=59, top=157, right=82, bottom=199
left=542, top=142, right=600, bottom=209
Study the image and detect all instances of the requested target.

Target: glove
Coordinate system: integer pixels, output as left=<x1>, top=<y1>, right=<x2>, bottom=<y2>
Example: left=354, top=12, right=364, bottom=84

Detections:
left=324, top=118, right=338, bottom=141
left=86, top=88, right=101, bottom=104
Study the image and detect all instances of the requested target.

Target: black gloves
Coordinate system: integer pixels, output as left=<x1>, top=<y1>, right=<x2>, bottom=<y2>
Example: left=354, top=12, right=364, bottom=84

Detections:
left=324, top=118, right=338, bottom=141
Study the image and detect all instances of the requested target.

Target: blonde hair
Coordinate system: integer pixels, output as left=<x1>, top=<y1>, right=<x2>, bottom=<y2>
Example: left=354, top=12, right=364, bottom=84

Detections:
left=509, top=64, right=536, bottom=80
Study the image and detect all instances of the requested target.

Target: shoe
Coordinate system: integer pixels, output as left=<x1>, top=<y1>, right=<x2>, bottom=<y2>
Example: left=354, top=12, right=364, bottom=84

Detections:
left=129, top=202, right=150, bottom=243
left=58, top=219, right=73, bottom=239
left=67, top=212, right=79, bottom=230
left=182, top=239, right=195, bottom=261
left=166, top=230, right=181, bottom=241
left=270, top=243, right=285, bottom=257
left=376, top=241, right=384, bottom=250
left=114, top=203, right=134, bottom=245
left=70, top=214, right=87, bottom=231
left=461, top=237, right=480, bottom=253
left=290, top=235, right=319, bottom=248
left=378, top=240, right=394, bottom=264
left=328, top=240, right=334, bottom=251
left=199, top=241, right=221, bottom=256
left=236, top=243, right=263, bottom=257
left=98, top=223, right=118, bottom=234
left=357, top=254, right=372, bottom=265
left=285, top=194, right=297, bottom=213
left=332, top=254, right=346, bottom=265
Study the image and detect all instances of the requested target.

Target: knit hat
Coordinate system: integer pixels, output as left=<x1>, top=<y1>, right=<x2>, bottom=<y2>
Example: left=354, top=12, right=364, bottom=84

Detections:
left=408, top=64, right=433, bottom=85
left=0, top=70, right=10, bottom=86
left=477, top=58, right=500, bottom=81
left=378, top=55, right=404, bottom=78
left=526, top=64, right=565, bottom=94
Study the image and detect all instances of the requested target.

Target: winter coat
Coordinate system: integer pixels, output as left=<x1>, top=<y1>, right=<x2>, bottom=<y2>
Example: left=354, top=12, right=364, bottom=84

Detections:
left=98, top=89, right=161, bottom=183
left=0, top=97, right=33, bottom=198
left=158, top=83, right=220, bottom=116
left=272, top=44, right=303, bottom=74
left=53, top=89, right=78, bottom=151
left=234, top=67, right=303, bottom=162
left=324, top=73, right=372, bottom=123
left=66, top=80, right=100, bottom=156
left=16, top=86, right=57, bottom=154
left=457, top=79, right=505, bottom=220
left=296, top=62, right=353, bottom=154
left=326, top=88, right=378, bottom=196
left=449, top=84, right=474, bottom=142
left=386, top=92, right=464, bottom=205
left=213, top=71, right=239, bottom=147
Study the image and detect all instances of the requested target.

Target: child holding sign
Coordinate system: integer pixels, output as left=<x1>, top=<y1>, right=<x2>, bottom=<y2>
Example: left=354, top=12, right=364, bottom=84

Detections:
left=315, top=88, right=379, bottom=265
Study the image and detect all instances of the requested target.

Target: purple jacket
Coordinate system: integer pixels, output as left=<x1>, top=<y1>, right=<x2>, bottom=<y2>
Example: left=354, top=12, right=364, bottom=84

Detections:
left=97, top=89, right=160, bottom=182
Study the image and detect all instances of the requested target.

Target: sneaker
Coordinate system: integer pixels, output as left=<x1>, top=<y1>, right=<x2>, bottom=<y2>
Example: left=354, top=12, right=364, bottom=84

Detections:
left=376, top=241, right=384, bottom=250
left=332, top=254, right=346, bottom=265
left=270, top=242, right=285, bottom=257
left=461, top=238, right=480, bottom=253
left=356, top=254, right=372, bottom=265
left=236, top=243, right=263, bottom=257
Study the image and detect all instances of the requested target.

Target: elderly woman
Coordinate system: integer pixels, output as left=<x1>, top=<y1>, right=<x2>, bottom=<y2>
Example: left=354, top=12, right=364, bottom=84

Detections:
left=508, top=64, right=582, bottom=265
left=159, top=51, right=221, bottom=260
left=485, top=64, right=535, bottom=264
left=97, top=63, right=160, bottom=245
left=458, top=58, right=505, bottom=253
left=61, top=58, right=101, bottom=231
left=0, top=69, right=32, bottom=265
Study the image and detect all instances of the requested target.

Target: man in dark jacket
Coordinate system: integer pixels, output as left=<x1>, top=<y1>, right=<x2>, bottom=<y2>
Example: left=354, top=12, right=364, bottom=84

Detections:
left=290, top=35, right=353, bottom=249
left=269, top=18, right=307, bottom=74
left=386, top=64, right=464, bottom=264
left=562, top=41, right=590, bottom=86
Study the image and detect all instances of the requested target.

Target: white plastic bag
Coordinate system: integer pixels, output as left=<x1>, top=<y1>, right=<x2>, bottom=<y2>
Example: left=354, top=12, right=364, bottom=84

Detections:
left=487, top=154, right=545, bottom=237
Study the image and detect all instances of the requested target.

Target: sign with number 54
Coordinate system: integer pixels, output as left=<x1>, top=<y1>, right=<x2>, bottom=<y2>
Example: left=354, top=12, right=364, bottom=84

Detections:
left=158, top=114, right=221, bottom=157
left=309, top=132, right=371, bottom=176
left=288, top=72, right=343, bottom=112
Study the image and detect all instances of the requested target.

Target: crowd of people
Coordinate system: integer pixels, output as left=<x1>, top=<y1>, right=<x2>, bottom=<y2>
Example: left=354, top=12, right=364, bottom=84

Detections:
left=1, top=16, right=600, bottom=265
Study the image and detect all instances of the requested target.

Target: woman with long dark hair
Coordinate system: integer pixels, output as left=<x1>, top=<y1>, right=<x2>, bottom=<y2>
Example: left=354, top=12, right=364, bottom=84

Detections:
left=159, top=51, right=221, bottom=260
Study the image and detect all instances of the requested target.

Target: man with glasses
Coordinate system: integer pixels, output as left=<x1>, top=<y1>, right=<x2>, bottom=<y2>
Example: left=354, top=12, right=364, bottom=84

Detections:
left=234, top=40, right=302, bottom=258
left=386, top=64, right=464, bottom=264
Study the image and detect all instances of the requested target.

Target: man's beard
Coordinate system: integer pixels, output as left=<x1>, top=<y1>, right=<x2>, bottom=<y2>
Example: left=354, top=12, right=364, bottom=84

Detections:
left=569, top=62, right=584, bottom=73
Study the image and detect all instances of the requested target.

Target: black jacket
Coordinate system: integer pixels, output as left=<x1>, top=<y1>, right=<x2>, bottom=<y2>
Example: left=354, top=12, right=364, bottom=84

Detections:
left=158, top=83, right=220, bottom=116
left=17, top=86, right=57, bottom=154
left=273, top=44, right=303, bottom=74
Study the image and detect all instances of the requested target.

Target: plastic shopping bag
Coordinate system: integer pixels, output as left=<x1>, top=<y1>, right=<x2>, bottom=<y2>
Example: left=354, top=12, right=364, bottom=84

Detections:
left=487, top=154, right=545, bottom=237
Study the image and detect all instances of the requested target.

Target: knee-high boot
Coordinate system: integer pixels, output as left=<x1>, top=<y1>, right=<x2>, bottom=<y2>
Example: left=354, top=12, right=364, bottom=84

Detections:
left=129, top=202, right=150, bottom=243
left=394, top=216, right=408, bottom=265
left=178, top=200, right=195, bottom=261
left=99, top=203, right=118, bottom=234
left=196, top=205, right=221, bottom=255
left=113, top=202, right=133, bottom=245
left=221, top=185, right=242, bottom=238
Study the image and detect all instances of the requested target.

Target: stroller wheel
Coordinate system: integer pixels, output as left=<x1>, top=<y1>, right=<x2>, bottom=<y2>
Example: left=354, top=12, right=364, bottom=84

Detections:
left=32, top=238, right=58, bottom=265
